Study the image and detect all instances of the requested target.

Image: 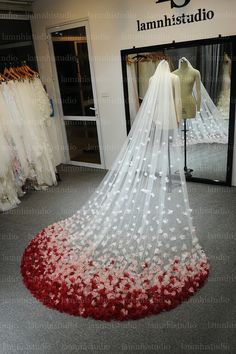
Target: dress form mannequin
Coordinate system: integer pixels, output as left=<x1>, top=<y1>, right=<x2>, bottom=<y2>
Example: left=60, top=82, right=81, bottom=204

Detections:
left=173, top=57, right=201, bottom=119
left=173, top=57, right=201, bottom=177
left=171, top=73, right=182, bottom=124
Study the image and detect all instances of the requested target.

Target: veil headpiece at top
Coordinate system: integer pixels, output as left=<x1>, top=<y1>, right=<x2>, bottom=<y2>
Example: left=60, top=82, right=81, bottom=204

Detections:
left=21, top=60, right=209, bottom=321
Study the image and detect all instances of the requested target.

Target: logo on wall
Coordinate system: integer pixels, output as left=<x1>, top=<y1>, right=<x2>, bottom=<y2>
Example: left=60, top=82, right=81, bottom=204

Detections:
left=156, top=0, right=191, bottom=9
left=136, top=0, right=214, bottom=32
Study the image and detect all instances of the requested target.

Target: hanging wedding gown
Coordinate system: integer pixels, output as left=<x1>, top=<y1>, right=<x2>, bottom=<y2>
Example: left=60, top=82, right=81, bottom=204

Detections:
left=217, top=54, right=231, bottom=120
left=21, top=61, right=209, bottom=321
left=0, top=125, right=20, bottom=211
left=10, top=79, right=57, bottom=187
left=127, top=61, right=139, bottom=126
left=0, top=83, right=31, bottom=208
left=0, top=76, right=57, bottom=211
left=138, top=59, right=159, bottom=98
left=177, top=58, right=228, bottom=145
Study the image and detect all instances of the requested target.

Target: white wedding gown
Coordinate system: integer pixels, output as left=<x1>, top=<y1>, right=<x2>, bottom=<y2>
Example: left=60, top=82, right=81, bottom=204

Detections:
left=217, top=56, right=231, bottom=119
left=0, top=77, right=57, bottom=211
left=0, top=126, right=20, bottom=211
left=21, top=61, right=209, bottom=321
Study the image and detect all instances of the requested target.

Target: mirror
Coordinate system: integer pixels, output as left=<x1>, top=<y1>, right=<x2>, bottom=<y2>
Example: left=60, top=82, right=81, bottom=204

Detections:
left=121, top=37, right=236, bottom=185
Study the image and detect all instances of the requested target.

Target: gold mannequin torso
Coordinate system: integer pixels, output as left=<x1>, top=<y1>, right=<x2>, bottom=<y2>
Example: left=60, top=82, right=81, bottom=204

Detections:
left=173, top=62, right=201, bottom=119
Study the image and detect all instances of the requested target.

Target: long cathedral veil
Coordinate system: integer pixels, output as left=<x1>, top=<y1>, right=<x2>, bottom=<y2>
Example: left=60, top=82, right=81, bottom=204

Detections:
left=21, top=60, right=209, bottom=321
left=178, top=57, right=228, bottom=145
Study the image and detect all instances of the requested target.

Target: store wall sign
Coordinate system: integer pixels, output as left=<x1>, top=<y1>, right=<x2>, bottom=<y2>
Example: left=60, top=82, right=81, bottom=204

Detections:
left=137, top=7, right=215, bottom=32
left=156, top=0, right=191, bottom=9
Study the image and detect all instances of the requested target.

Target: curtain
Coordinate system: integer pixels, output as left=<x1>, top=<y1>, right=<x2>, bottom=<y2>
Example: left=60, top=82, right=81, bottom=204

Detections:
left=197, top=44, right=224, bottom=105
left=127, top=62, right=140, bottom=126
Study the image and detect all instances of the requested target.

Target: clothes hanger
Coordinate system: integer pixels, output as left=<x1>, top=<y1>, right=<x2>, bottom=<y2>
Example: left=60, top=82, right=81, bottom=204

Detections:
left=22, top=62, right=39, bottom=77
left=9, top=66, right=22, bottom=80
left=13, top=66, right=25, bottom=78
left=139, top=56, right=152, bottom=62
left=15, top=65, right=32, bottom=79
left=11, top=62, right=24, bottom=78
left=4, top=62, right=20, bottom=79
left=131, top=54, right=147, bottom=62
left=126, top=58, right=133, bottom=65
left=0, top=70, right=8, bottom=82
left=20, top=61, right=35, bottom=77
left=3, top=66, right=17, bottom=80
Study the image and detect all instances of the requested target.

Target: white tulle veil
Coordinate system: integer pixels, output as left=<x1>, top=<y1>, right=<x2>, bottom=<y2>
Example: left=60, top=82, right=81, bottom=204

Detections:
left=21, top=60, right=209, bottom=320
left=61, top=60, right=196, bottom=267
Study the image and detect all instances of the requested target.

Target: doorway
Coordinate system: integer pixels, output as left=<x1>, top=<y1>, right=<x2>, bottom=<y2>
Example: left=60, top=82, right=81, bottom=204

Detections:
left=48, top=21, right=105, bottom=168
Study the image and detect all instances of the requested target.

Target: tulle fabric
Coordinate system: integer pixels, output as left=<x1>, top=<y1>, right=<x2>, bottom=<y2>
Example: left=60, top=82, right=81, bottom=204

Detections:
left=178, top=58, right=228, bottom=145
left=21, top=61, right=209, bottom=320
left=0, top=126, right=20, bottom=211
left=0, top=77, right=57, bottom=211
left=12, top=79, right=57, bottom=186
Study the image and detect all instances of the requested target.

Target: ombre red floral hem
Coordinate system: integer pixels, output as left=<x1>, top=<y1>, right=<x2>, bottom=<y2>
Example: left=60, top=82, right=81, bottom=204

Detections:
left=21, top=226, right=209, bottom=321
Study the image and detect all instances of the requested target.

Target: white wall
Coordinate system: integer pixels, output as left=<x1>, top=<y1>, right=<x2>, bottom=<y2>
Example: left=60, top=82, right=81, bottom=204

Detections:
left=31, top=0, right=236, bottom=184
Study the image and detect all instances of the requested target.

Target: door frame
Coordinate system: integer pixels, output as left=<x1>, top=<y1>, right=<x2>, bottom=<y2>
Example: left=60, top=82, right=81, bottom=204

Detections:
left=47, top=19, right=105, bottom=169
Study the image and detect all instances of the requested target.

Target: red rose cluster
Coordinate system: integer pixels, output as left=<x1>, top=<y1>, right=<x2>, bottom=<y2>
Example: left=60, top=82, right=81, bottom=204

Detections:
left=21, top=226, right=209, bottom=321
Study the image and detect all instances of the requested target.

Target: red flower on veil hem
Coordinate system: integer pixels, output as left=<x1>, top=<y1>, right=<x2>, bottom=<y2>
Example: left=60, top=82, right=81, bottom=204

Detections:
left=21, top=226, right=209, bottom=321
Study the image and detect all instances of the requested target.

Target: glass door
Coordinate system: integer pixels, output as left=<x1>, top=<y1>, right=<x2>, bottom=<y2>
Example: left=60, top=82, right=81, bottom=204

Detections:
left=48, top=21, right=104, bottom=167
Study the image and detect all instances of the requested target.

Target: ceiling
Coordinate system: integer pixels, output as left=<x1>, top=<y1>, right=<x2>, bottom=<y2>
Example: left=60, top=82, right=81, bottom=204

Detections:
left=0, top=0, right=35, bottom=11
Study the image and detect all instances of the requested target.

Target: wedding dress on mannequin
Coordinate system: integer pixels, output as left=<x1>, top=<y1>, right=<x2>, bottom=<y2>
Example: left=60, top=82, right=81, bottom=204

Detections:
left=217, top=53, right=231, bottom=120
left=21, top=60, right=209, bottom=321
left=177, top=58, right=228, bottom=145
left=185, top=83, right=228, bottom=144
